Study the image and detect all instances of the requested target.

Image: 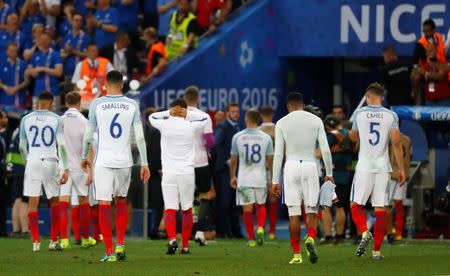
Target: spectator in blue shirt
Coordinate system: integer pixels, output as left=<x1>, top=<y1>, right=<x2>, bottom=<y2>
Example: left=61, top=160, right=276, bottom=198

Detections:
left=0, top=42, right=29, bottom=107
left=25, top=31, right=63, bottom=110
left=142, top=0, right=158, bottom=29
left=60, top=12, right=90, bottom=78
left=23, top=23, right=44, bottom=61
left=74, top=0, right=95, bottom=16
left=0, top=0, right=14, bottom=30
left=40, top=0, right=61, bottom=28
left=157, top=0, right=177, bottom=38
left=0, top=13, right=25, bottom=59
left=19, top=0, right=45, bottom=48
left=57, top=3, right=75, bottom=42
left=87, top=0, right=119, bottom=50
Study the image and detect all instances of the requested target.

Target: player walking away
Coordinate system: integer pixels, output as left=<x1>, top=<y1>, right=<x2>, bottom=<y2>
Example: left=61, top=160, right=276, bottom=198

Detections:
left=59, top=92, right=97, bottom=249
left=258, top=105, right=278, bottom=240
left=184, top=86, right=215, bottom=246
left=271, top=92, right=333, bottom=265
left=150, top=98, right=209, bottom=255
left=386, top=133, right=411, bottom=244
left=229, top=109, right=273, bottom=247
left=349, top=83, right=405, bottom=260
left=81, top=71, right=150, bottom=263
left=19, top=92, right=70, bottom=252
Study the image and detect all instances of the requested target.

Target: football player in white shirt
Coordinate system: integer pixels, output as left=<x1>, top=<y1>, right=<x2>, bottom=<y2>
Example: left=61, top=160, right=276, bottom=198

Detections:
left=229, top=109, right=273, bottom=247
left=59, top=92, right=97, bottom=249
left=272, top=92, right=334, bottom=265
left=349, top=83, right=405, bottom=260
left=150, top=98, right=209, bottom=255
left=184, top=86, right=215, bottom=246
left=19, top=92, right=70, bottom=252
left=81, top=71, right=150, bottom=263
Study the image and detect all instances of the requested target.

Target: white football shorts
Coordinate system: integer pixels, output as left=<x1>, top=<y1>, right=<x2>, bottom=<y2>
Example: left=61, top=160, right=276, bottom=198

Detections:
left=162, top=173, right=195, bottom=211
left=60, top=171, right=89, bottom=197
left=24, top=159, right=60, bottom=199
left=282, top=160, right=320, bottom=214
left=350, top=171, right=390, bottom=207
left=93, top=166, right=131, bottom=201
left=388, top=179, right=407, bottom=202
left=236, top=187, right=267, bottom=206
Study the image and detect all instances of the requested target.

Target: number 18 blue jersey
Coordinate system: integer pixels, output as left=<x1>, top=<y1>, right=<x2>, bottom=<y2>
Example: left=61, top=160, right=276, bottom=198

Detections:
left=88, top=95, right=141, bottom=168
left=231, top=128, right=273, bottom=188
left=352, top=105, right=399, bottom=173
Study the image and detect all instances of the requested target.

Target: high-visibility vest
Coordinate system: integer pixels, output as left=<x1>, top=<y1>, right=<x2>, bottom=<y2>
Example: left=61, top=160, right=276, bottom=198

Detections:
left=165, top=12, right=198, bottom=61
left=421, top=62, right=450, bottom=101
left=79, top=57, right=109, bottom=102
left=418, top=33, right=446, bottom=64
left=146, top=41, right=167, bottom=76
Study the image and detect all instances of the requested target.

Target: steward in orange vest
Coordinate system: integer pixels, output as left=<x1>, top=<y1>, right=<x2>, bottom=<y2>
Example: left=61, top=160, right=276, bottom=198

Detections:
left=142, top=27, right=168, bottom=84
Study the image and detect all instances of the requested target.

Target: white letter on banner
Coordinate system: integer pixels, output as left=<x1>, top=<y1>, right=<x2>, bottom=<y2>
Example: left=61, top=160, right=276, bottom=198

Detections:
left=422, top=5, right=446, bottom=37
left=390, top=4, right=416, bottom=43
left=376, top=5, right=385, bottom=42
left=229, top=88, right=239, bottom=105
left=340, top=5, right=370, bottom=43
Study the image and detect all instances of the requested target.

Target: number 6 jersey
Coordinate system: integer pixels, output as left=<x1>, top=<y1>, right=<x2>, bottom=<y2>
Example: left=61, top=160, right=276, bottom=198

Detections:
left=231, top=128, right=273, bottom=188
left=352, top=105, right=399, bottom=173
left=87, top=96, right=141, bottom=168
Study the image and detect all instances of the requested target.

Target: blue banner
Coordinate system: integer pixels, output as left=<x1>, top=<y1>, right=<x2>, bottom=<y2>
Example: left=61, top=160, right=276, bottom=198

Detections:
left=140, top=0, right=283, bottom=120
left=391, top=106, right=450, bottom=122
left=277, top=0, right=450, bottom=57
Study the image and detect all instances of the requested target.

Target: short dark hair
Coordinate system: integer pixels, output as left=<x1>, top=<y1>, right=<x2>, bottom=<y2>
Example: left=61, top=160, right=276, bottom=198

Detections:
left=246, top=108, right=261, bottom=124
left=86, top=43, right=98, bottom=49
left=324, top=114, right=340, bottom=129
left=116, top=31, right=129, bottom=42
left=259, top=105, right=273, bottom=117
left=423, top=19, right=436, bottom=29
left=106, top=70, right=124, bottom=85
left=287, top=92, right=304, bottom=104
left=365, top=82, right=384, bottom=96
left=38, top=91, right=54, bottom=102
left=184, top=86, right=199, bottom=102
left=382, top=45, right=397, bottom=55
left=226, top=103, right=239, bottom=112
left=171, top=98, right=187, bottom=108
left=332, top=105, right=345, bottom=113
left=65, top=91, right=81, bottom=105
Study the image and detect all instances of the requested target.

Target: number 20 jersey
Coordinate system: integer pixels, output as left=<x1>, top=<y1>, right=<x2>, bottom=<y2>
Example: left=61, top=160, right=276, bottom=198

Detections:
left=352, top=106, right=399, bottom=173
left=20, top=110, right=62, bottom=161
left=88, top=96, right=141, bottom=168
left=231, top=128, right=273, bottom=188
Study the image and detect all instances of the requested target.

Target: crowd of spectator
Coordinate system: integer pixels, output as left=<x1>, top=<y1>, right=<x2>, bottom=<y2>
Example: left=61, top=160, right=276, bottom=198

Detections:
left=0, top=0, right=245, bottom=111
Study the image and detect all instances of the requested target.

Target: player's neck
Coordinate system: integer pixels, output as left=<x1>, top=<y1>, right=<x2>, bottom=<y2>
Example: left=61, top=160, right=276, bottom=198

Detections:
left=107, top=91, right=122, bottom=96
left=246, top=125, right=257, bottom=129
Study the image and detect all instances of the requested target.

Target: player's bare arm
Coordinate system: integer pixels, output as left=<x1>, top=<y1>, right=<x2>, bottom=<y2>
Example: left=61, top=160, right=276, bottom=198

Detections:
left=318, top=122, right=334, bottom=183
left=229, top=155, right=238, bottom=189
left=266, top=155, right=274, bottom=190
left=390, top=128, right=406, bottom=186
left=85, top=146, right=95, bottom=185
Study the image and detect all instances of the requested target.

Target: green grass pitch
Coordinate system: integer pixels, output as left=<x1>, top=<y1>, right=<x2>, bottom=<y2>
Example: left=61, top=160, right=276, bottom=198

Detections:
left=1, top=238, right=449, bottom=275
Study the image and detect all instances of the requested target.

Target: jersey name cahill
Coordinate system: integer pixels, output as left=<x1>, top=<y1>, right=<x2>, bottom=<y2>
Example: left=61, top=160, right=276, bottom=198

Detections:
left=352, top=106, right=399, bottom=173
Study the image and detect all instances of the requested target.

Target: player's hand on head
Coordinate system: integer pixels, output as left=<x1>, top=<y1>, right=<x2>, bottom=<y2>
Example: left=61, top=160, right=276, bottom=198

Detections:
left=81, top=159, right=91, bottom=173
left=230, top=177, right=237, bottom=189
left=141, top=166, right=151, bottom=184
left=60, top=169, right=69, bottom=185
left=271, top=183, right=281, bottom=198
left=324, top=176, right=335, bottom=184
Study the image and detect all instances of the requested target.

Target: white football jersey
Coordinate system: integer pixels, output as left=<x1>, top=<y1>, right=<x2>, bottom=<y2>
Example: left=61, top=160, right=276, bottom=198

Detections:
left=187, top=106, right=213, bottom=168
left=20, top=110, right=62, bottom=161
left=88, top=96, right=141, bottom=168
left=62, top=108, right=87, bottom=172
left=231, top=128, right=273, bottom=188
left=150, top=110, right=208, bottom=175
left=352, top=105, right=399, bottom=173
